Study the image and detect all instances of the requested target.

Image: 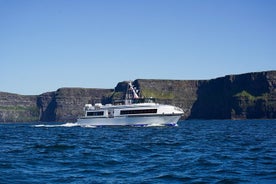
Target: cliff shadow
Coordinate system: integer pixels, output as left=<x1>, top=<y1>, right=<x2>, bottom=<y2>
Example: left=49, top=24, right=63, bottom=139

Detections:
left=37, top=92, right=57, bottom=122
left=189, top=72, right=271, bottom=119
left=189, top=78, right=232, bottom=119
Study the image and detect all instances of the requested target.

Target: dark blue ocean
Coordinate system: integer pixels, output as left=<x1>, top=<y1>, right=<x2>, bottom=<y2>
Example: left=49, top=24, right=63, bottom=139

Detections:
left=0, top=120, right=275, bottom=184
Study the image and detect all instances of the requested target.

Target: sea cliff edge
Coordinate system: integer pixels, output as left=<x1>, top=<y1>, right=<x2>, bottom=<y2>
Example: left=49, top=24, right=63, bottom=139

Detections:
left=0, top=70, right=275, bottom=122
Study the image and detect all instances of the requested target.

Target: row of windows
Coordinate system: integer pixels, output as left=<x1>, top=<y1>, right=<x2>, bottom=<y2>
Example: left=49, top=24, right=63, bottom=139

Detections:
left=87, top=109, right=158, bottom=116
left=120, top=109, right=157, bottom=115
left=87, top=111, right=104, bottom=116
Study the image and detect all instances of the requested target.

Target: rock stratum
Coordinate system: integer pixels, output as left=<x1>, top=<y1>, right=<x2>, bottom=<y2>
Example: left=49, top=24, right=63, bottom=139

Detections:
left=0, top=71, right=275, bottom=122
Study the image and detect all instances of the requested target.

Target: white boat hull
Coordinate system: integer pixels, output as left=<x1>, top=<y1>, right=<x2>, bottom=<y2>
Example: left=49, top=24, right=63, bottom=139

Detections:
left=77, top=115, right=182, bottom=126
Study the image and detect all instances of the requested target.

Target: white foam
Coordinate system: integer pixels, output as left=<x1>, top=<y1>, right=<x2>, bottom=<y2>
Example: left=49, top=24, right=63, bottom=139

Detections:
left=33, top=123, right=80, bottom=128
left=146, top=123, right=165, bottom=127
left=60, top=123, right=79, bottom=127
left=33, top=124, right=47, bottom=127
left=80, top=125, right=97, bottom=128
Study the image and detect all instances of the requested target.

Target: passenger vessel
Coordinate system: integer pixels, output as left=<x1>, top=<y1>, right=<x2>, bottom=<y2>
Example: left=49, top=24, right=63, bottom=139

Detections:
left=76, top=82, right=184, bottom=126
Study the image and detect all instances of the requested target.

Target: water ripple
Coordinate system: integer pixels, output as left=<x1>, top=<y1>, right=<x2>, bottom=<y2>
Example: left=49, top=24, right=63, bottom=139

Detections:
left=0, top=120, right=275, bottom=183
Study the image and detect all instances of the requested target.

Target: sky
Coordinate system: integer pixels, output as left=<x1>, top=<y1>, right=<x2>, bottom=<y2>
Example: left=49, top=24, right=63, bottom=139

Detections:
left=0, top=0, right=275, bottom=95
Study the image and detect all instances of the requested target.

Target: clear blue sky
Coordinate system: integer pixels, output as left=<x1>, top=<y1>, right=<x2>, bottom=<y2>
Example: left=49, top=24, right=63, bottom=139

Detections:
left=1, top=0, right=275, bottom=95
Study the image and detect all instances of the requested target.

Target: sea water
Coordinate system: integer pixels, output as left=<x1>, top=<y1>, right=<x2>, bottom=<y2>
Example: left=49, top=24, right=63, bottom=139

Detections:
left=0, top=120, right=275, bottom=183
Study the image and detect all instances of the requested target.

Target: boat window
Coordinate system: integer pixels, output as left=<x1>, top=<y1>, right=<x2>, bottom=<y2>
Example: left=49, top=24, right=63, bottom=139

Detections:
left=120, top=109, right=157, bottom=115
left=87, top=111, right=104, bottom=116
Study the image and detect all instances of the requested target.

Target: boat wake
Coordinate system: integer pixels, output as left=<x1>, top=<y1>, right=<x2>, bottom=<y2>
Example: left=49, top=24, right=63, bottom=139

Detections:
left=33, top=123, right=176, bottom=128
left=144, top=123, right=165, bottom=127
left=33, top=123, right=97, bottom=128
left=146, top=123, right=178, bottom=127
left=33, top=123, right=79, bottom=128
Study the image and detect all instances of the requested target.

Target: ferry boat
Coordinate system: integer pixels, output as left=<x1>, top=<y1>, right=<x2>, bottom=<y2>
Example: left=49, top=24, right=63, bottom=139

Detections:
left=76, top=82, right=184, bottom=126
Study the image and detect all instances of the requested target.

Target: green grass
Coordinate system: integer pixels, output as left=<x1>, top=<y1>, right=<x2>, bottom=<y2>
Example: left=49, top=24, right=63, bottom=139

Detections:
left=0, top=106, right=40, bottom=122
left=0, top=106, right=26, bottom=111
left=234, top=90, right=256, bottom=101
left=234, top=90, right=270, bottom=102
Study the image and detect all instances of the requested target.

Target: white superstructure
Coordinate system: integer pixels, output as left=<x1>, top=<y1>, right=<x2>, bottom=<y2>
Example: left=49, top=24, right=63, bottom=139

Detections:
left=77, top=82, right=184, bottom=126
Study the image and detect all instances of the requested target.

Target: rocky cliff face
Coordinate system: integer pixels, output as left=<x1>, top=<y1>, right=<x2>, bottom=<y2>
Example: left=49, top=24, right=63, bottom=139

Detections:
left=134, top=71, right=276, bottom=119
left=134, top=79, right=200, bottom=119
left=53, top=88, right=113, bottom=122
left=190, top=71, right=276, bottom=119
left=0, top=71, right=275, bottom=122
left=0, top=88, right=113, bottom=122
left=0, top=92, right=39, bottom=122
left=37, top=92, right=56, bottom=122
left=36, top=88, right=113, bottom=122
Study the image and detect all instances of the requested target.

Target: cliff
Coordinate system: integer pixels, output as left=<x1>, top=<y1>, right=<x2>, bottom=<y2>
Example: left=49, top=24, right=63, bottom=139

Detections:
left=53, top=88, right=113, bottom=122
left=0, top=70, right=275, bottom=122
left=190, top=71, right=276, bottom=119
left=133, top=79, right=200, bottom=119
left=0, top=92, right=39, bottom=122
left=37, top=88, right=113, bottom=122
left=135, top=71, right=276, bottom=119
